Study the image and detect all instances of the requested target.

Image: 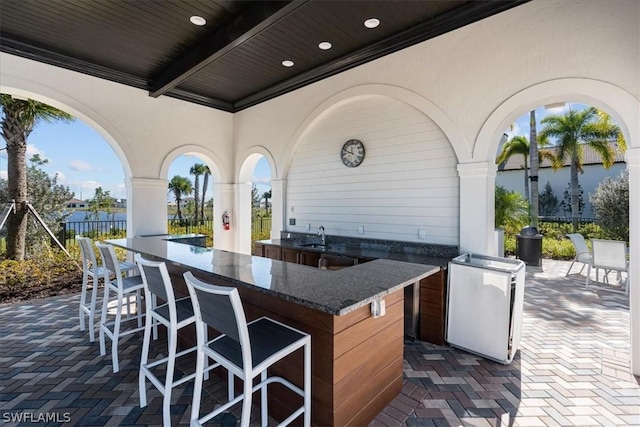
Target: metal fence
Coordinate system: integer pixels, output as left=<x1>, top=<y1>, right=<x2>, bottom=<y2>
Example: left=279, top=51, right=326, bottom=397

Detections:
left=58, top=217, right=272, bottom=248
left=538, top=216, right=595, bottom=225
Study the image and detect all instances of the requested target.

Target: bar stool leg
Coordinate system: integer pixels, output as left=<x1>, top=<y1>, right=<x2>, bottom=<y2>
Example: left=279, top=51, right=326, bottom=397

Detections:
left=99, top=283, right=110, bottom=357
left=163, top=326, right=178, bottom=425
left=87, top=276, right=99, bottom=342
left=79, top=270, right=89, bottom=333
left=112, top=290, right=124, bottom=372
left=139, top=311, right=153, bottom=408
left=261, top=370, right=268, bottom=427
left=304, top=340, right=311, bottom=427
left=190, top=340, right=206, bottom=426
left=240, top=375, right=252, bottom=427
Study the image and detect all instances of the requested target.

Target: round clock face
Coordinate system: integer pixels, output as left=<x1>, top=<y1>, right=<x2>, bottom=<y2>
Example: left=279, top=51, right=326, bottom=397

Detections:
left=340, top=139, right=365, bottom=167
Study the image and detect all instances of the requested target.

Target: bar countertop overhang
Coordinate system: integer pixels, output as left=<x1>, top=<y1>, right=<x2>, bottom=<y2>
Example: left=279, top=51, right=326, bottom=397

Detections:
left=106, top=236, right=439, bottom=316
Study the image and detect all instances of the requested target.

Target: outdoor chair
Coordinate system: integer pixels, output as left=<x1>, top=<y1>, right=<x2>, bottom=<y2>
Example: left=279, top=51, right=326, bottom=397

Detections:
left=76, top=236, right=137, bottom=342
left=184, top=271, right=311, bottom=427
left=565, top=233, right=592, bottom=278
left=587, top=239, right=629, bottom=294
left=96, top=242, right=145, bottom=373
left=136, top=254, right=209, bottom=427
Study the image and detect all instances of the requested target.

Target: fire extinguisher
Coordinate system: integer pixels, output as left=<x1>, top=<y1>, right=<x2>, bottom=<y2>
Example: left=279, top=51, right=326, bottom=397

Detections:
left=222, top=211, right=230, bottom=231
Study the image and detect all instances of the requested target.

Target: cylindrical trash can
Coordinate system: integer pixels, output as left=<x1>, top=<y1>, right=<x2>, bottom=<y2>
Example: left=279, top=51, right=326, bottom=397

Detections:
left=516, top=226, right=542, bottom=266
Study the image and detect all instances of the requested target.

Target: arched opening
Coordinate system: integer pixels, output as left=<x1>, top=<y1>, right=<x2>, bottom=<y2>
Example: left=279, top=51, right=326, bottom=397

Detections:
left=0, top=91, right=134, bottom=256
left=494, top=103, right=627, bottom=257
left=166, top=154, right=215, bottom=247
left=238, top=148, right=276, bottom=254
left=477, top=78, right=640, bottom=376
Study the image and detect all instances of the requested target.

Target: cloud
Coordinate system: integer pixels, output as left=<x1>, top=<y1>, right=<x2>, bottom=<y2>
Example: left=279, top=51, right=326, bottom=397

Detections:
left=0, top=170, right=6, bottom=180
left=252, top=176, right=271, bottom=184
left=54, top=171, right=66, bottom=181
left=68, top=160, right=93, bottom=172
left=26, top=144, right=46, bottom=159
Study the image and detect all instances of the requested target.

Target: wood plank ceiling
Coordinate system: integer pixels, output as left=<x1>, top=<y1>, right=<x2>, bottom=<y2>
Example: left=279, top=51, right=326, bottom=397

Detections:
left=0, top=0, right=528, bottom=112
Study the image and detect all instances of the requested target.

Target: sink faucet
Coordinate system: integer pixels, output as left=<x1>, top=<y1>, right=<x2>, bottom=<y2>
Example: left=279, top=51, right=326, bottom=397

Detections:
left=318, top=226, right=326, bottom=245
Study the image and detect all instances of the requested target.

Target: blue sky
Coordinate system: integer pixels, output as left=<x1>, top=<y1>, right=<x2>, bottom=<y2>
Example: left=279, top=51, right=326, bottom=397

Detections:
left=0, top=118, right=272, bottom=202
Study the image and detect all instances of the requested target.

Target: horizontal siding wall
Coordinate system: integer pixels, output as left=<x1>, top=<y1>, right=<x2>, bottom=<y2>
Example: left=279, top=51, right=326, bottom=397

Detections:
left=286, top=96, right=459, bottom=245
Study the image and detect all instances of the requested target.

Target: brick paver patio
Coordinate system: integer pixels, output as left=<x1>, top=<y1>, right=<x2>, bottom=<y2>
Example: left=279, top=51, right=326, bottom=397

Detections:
left=1, top=259, right=638, bottom=426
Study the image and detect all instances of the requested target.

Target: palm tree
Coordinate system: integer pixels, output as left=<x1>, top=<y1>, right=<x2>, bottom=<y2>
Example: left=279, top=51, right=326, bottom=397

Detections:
left=539, top=106, right=625, bottom=229
left=168, top=175, right=193, bottom=221
left=189, top=163, right=206, bottom=222
left=529, top=110, right=540, bottom=229
left=262, top=190, right=272, bottom=214
left=200, top=165, right=211, bottom=220
left=0, top=94, right=74, bottom=260
left=496, top=135, right=530, bottom=205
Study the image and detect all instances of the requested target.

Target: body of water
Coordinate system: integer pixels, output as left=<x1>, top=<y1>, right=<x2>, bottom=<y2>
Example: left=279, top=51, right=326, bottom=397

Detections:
left=66, top=211, right=127, bottom=222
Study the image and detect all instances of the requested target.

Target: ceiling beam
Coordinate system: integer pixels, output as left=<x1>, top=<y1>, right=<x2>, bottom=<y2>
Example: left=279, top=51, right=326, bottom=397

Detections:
left=233, top=0, right=529, bottom=111
left=149, top=0, right=307, bottom=98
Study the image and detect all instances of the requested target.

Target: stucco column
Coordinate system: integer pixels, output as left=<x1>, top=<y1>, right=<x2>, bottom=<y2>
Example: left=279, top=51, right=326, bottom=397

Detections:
left=270, top=179, right=286, bottom=240
left=627, top=147, right=640, bottom=375
left=457, top=162, right=497, bottom=255
left=126, top=177, right=168, bottom=238
left=214, top=183, right=236, bottom=252
left=237, top=182, right=253, bottom=255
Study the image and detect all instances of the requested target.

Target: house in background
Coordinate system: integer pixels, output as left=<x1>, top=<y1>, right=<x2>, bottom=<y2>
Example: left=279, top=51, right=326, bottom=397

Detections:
left=496, top=143, right=626, bottom=218
left=65, top=198, right=86, bottom=209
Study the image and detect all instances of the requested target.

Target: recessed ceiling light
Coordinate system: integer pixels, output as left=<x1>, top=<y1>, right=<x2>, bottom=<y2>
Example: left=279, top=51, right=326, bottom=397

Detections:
left=190, top=16, right=206, bottom=26
left=282, top=60, right=294, bottom=67
left=318, top=41, right=332, bottom=50
left=364, top=18, right=380, bottom=29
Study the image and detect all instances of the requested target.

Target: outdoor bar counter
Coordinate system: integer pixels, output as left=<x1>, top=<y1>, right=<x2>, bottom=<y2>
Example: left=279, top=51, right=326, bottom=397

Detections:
left=107, top=236, right=439, bottom=426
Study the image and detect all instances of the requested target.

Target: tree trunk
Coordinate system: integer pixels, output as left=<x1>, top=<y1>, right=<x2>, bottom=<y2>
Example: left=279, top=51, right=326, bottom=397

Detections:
left=193, top=175, right=200, bottom=222
left=6, top=140, right=28, bottom=260
left=529, top=110, right=539, bottom=229
left=176, top=197, right=183, bottom=220
left=570, top=157, right=580, bottom=230
left=201, top=173, right=209, bottom=220
left=523, top=155, right=529, bottom=206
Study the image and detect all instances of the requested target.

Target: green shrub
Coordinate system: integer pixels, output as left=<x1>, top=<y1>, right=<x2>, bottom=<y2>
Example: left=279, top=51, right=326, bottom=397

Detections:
left=590, top=169, right=629, bottom=242
left=495, top=185, right=529, bottom=235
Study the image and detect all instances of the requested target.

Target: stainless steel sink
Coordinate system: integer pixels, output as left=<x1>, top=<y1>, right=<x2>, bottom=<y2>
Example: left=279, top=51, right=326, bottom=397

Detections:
left=300, top=243, right=327, bottom=249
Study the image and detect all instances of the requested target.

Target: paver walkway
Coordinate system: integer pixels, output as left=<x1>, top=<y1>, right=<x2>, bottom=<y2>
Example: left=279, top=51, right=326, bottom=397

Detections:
left=1, top=259, right=638, bottom=426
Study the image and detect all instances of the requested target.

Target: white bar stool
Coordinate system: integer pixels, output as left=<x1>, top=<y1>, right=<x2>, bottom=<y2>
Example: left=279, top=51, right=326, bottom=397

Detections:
left=76, top=236, right=137, bottom=342
left=184, top=271, right=311, bottom=427
left=136, top=254, right=210, bottom=427
left=96, top=242, right=145, bottom=373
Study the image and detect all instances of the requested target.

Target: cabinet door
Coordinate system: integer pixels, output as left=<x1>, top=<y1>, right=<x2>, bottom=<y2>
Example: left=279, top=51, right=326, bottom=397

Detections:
left=299, top=250, right=321, bottom=267
left=419, top=269, right=446, bottom=345
left=281, top=248, right=300, bottom=264
left=252, top=243, right=264, bottom=257
left=264, top=245, right=282, bottom=260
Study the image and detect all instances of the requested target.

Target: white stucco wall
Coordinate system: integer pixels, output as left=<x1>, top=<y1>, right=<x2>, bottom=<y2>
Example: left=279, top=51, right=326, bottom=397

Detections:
left=233, top=0, right=639, bottom=252
left=286, top=95, right=458, bottom=245
left=0, top=53, right=234, bottom=238
left=497, top=163, right=628, bottom=218
left=1, top=0, right=639, bottom=373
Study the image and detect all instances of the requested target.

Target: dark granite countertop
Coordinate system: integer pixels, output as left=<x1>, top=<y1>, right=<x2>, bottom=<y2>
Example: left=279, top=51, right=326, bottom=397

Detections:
left=106, top=236, right=439, bottom=316
left=257, top=239, right=452, bottom=268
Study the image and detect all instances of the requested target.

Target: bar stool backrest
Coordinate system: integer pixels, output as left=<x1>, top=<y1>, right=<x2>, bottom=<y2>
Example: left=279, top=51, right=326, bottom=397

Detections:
left=185, top=272, right=246, bottom=351
left=135, top=254, right=171, bottom=302
left=77, top=236, right=98, bottom=273
left=96, top=243, right=122, bottom=277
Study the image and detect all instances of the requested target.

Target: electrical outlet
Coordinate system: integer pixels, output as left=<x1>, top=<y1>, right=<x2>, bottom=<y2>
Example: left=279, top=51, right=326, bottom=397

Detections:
left=358, top=225, right=364, bottom=235
left=306, top=223, right=310, bottom=231
left=289, top=218, right=296, bottom=225
left=418, top=229, right=427, bottom=239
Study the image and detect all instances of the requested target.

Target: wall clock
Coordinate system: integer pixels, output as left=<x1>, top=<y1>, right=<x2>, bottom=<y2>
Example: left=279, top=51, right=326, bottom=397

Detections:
left=340, top=139, right=365, bottom=168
